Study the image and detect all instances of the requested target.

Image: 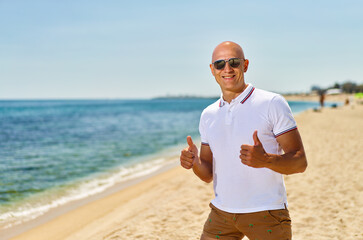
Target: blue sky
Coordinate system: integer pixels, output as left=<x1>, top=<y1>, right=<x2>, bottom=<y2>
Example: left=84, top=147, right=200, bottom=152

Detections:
left=0, top=0, right=362, bottom=99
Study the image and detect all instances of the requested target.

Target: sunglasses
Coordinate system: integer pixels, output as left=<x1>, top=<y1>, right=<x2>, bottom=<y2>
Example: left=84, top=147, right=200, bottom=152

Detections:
left=212, top=58, right=244, bottom=70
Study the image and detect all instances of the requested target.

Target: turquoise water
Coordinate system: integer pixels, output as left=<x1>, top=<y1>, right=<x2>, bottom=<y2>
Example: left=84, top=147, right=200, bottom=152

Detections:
left=0, top=99, right=338, bottom=228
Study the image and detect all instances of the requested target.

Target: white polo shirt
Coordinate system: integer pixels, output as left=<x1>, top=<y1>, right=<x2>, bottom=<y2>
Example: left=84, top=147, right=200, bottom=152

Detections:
left=199, top=83, right=297, bottom=213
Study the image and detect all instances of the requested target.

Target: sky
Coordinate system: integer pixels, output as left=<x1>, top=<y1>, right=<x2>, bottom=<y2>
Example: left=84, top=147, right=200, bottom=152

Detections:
left=0, top=0, right=362, bottom=99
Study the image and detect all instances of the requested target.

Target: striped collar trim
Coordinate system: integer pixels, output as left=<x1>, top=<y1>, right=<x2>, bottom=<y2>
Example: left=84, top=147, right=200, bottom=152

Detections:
left=219, top=84, right=254, bottom=107
left=240, top=87, right=255, bottom=104
left=219, top=99, right=224, bottom=107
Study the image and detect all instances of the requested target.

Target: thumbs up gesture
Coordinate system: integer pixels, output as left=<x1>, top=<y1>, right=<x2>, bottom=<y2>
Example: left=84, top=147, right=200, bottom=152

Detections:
left=240, top=131, right=269, bottom=168
left=180, top=136, right=199, bottom=169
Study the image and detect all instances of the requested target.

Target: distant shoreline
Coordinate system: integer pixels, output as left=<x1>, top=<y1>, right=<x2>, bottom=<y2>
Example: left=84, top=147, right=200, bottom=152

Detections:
left=0, top=93, right=354, bottom=102
left=153, top=93, right=353, bottom=103
left=283, top=93, right=353, bottom=103
left=152, top=96, right=219, bottom=100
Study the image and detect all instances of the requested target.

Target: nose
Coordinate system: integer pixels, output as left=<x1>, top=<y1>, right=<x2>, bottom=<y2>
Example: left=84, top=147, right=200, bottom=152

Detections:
left=223, top=61, right=234, bottom=73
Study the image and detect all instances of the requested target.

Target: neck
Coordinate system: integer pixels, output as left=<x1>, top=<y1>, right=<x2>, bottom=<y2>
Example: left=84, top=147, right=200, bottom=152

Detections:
left=222, top=84, right=248, bottom=103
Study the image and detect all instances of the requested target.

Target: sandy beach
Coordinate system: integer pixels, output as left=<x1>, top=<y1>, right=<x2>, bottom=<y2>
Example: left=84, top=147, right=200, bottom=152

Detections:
left=283, top=93, right=355, bottom=103
left=3, top=100, right=363, bottom=240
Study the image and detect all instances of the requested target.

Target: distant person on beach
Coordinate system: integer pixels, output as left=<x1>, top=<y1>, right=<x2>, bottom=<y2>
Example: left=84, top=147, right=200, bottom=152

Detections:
left=319, top=90, right=325, bottom=108
left=180, top=41, right=308, bottom=240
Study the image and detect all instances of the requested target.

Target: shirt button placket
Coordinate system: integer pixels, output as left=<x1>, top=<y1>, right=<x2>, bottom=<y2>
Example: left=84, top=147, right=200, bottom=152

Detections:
left=225, top=106, right=232, bottom=125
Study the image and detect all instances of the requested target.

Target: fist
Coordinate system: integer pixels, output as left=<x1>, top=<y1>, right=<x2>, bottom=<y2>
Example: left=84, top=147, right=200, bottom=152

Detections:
left=240, top=131, right=268, bottom=168
left=180, top=136, right=199, bottom=169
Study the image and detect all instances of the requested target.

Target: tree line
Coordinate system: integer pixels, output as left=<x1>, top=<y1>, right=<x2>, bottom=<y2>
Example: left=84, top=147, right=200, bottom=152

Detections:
left=311, top=80, right=363, bottom=93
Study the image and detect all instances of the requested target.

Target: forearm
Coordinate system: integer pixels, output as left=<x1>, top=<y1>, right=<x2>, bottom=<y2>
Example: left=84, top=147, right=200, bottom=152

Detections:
left=193, top=158, right=213, bottom=183
left=265, top=149, right=307, bottom=175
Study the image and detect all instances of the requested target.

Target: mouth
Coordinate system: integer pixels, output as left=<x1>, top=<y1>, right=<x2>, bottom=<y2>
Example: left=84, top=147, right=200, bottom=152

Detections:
left=222, top=75, right=235, bottom=80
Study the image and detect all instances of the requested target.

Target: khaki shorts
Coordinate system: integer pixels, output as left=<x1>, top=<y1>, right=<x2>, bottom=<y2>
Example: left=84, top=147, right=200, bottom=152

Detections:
left=202, top=203, right=292, bottom=240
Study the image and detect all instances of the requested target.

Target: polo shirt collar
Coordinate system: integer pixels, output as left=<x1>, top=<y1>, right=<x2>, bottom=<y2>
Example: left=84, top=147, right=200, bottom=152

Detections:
left=219, top=83, right=255, bottom=107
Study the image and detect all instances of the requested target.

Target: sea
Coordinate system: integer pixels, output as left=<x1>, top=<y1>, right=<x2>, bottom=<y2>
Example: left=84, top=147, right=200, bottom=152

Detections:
left=0, top=98, right=339, bottom=229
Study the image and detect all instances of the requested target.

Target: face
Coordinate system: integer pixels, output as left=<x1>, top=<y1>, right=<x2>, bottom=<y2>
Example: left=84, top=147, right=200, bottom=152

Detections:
left=210, top=43, right=249, bottom=95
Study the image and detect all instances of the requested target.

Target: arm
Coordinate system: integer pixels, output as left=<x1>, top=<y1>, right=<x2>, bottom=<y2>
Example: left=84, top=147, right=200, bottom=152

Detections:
left=240, top=130, right=307, bottom=175
left=193, top=144, right=213, bottom=182
left=180, top=136, right=213, bottom=183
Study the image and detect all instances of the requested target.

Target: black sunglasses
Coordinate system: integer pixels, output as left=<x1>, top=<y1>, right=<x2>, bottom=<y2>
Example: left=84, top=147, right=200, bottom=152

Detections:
left=212, top=58, right=244, bottom=70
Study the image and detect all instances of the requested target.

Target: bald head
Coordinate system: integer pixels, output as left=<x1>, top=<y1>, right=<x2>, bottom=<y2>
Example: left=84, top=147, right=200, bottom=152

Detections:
left=209, top=41, right=249, bottom=102
left=212, top=41, right=245, bottom=62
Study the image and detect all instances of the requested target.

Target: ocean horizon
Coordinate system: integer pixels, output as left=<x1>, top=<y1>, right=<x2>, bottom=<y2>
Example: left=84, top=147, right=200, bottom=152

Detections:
left=0, top=98, right=339, bottom=229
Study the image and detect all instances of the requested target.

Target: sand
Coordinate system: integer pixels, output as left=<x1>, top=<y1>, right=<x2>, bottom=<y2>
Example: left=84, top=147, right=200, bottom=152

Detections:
left=4, top=101, right=363, bottom=240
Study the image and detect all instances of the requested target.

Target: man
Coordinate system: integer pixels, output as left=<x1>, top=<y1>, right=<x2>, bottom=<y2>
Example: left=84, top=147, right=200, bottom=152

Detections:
left=180, top=41, right=307, bottom=240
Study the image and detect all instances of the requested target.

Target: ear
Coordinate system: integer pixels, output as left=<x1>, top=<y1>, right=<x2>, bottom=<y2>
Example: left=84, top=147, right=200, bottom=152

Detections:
left=209, top=63, right=216, bottom=76
left=244, top=59, right=249, bottom=73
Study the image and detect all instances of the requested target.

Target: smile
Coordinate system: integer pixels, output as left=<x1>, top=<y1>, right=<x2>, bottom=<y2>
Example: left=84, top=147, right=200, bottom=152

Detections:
left=222, top=75, right=235, bottom=79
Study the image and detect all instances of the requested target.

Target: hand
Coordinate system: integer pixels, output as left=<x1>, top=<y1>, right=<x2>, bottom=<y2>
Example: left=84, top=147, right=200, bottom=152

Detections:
left=240, top=131, right=269, bottom=168
left=180, top=136, right=199, bottom=169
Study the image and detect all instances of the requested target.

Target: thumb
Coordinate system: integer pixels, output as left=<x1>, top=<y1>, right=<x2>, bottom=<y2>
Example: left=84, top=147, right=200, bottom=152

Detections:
left=253, top=131, right=262, bottom=146
left=187, top=136, right=195, bottom=149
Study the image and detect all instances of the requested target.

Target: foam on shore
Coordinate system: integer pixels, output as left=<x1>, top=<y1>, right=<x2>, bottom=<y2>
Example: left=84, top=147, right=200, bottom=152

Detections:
left=0, top=143, right=186, bottom=230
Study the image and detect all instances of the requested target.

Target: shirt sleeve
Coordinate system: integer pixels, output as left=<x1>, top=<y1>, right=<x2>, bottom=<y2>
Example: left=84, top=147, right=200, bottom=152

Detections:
left=199, top=111, right=209, bottom=145
left=268, top=95, right=297, bottom=138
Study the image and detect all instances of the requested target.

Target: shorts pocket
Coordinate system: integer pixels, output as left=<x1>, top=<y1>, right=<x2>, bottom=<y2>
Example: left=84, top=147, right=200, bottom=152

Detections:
left=267, top=209, right=292, bottom=239
left=267, top=209, right=292, bottom=225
